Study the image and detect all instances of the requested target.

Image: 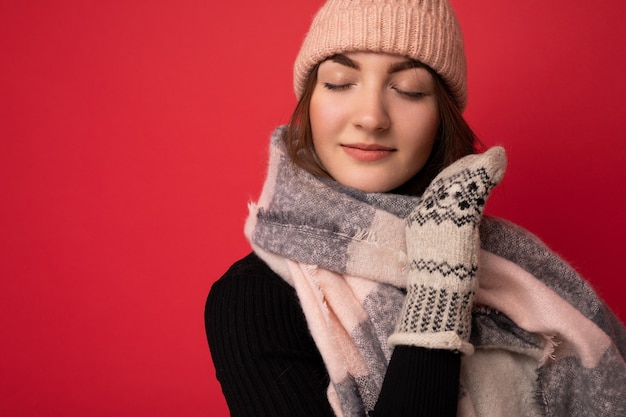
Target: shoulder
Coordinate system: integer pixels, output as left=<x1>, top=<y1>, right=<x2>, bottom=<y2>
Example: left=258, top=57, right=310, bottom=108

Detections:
left=208, top=252, right=295, bottom=303
left=205, top=253, right=333, bottom=416
left=205, top=252, right=313, bottom=350
left=207, top=252, right=298, bottom=315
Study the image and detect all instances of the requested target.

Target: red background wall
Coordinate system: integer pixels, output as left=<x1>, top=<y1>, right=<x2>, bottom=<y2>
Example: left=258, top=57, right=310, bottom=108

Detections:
left=1, top=1, right=625, bottom=416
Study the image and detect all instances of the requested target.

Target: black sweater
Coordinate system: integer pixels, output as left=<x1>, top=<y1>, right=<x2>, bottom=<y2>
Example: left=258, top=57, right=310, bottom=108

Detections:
left=205, top=252, right=460, bottom=416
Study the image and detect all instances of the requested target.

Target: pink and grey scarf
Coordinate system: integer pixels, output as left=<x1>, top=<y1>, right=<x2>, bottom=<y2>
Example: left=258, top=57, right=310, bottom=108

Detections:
left=245, top=127, right=626, bottom=416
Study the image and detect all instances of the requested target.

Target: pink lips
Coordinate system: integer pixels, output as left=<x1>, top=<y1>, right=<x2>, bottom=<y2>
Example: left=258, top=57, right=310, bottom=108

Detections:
left=341, top=143, right=395, bottom=162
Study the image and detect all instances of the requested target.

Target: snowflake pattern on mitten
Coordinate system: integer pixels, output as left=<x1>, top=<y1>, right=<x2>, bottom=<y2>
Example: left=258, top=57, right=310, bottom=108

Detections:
left=407, top=165, right=498, bottom=228
left=389, top=147, right=507, bottom=354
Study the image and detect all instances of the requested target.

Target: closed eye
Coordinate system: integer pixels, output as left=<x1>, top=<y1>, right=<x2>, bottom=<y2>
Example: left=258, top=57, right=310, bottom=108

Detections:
left=392, top=86, right=427, bottom=99
left=324, top=82, right=353, bottom=91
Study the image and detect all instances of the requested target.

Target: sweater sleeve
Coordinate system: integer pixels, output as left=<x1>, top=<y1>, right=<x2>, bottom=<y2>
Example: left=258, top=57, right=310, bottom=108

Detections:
left=205, top=253, right=460, bottom=417
left=372, top=346, right=461, bottom=417
left=205, top=253, right=335, bottom=417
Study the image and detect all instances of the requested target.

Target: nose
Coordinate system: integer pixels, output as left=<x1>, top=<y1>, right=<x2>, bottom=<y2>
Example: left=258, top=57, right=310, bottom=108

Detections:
left=352, top=88, right=391, bottom=132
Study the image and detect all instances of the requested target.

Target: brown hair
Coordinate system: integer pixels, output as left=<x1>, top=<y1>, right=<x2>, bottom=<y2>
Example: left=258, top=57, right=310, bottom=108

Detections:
left=283, top=60, right=482, bottom=196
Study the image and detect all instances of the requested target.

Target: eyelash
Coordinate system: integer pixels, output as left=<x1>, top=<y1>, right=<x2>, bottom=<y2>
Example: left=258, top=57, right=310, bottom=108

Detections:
left=323, top=82, right=352, bottom=91
left=392, top=86, right=426, bottom=99
left=323, top=83, right=427, bottom=99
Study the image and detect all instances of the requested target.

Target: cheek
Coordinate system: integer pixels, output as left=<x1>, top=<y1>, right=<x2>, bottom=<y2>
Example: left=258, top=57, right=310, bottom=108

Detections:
left=400, top=105, right=439, bottom=139
left=310, top=93, right=345, bottom=137
left=421, top=104, right=440, bottom=140
left=423, top=114, right=440, bottom=144
left=421, top=116, right=440, bottom=156
left=402, top=107, right=439, bottom=165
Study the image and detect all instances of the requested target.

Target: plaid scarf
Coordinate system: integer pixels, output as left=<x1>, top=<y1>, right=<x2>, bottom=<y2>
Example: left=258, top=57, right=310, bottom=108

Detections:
left=245, top=127, right=626, bottom=416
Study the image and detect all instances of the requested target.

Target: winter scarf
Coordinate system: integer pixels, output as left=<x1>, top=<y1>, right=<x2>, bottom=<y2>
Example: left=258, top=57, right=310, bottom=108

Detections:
left=245, top=126, right=626, bottom=416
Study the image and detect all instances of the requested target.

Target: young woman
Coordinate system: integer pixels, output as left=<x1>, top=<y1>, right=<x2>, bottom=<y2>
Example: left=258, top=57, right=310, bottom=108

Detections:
left=206, top=0, right=626, bottom=416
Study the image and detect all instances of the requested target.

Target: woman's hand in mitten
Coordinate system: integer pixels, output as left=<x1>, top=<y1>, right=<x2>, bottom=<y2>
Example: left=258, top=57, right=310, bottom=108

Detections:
left=389, top=146, right=507, bottom=354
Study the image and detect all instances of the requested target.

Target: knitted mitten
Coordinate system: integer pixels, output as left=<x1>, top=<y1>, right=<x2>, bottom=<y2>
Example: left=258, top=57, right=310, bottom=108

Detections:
left=389, top=147, right=507, bottom=354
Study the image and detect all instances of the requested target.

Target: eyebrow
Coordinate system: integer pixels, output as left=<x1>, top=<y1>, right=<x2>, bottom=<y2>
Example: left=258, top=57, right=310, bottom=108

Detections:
left=326, top=54, right=425, bottom=74
left=327, top=54, right=360, bottom=69
left=388, top=60, right=425, bottom=74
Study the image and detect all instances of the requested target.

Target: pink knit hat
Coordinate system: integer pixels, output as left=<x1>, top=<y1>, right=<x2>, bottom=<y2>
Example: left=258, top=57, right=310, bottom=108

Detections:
left=293, top=0, right=467, bottom=110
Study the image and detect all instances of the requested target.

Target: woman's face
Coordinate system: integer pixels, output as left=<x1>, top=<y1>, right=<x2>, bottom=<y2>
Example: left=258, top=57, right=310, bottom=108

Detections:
left=309, top=52, right=439, bottom=193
